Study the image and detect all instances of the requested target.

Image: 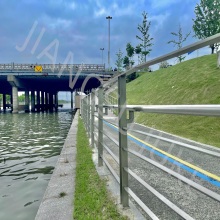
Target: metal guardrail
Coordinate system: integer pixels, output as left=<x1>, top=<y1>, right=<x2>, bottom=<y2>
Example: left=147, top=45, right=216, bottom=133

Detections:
left=81, top=34, right=220, bottom=219
left=0, top=63, right=105, bottom=71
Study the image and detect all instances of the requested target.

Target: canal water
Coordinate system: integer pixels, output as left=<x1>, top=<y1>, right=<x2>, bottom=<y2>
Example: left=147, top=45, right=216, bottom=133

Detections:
left=0, top=107, right=73, bottom=220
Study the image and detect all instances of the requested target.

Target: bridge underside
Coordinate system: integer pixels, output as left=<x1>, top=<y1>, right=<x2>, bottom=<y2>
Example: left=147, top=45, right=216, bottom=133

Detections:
left=0, top=71, right=113, bottom=113
left=0, top=74, right=108, bottom=94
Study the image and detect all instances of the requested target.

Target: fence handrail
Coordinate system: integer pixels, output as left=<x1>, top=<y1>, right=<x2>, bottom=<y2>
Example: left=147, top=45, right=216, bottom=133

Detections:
left=102, top=104, right=220, bottom=117
left=103, top=33, right=220, bottom=88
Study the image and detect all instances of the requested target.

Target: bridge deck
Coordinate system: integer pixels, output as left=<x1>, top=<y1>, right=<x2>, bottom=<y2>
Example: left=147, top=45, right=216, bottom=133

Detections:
left=0, top=63, right=106, bottom=72
left=0, top=63, right=116, bottom=93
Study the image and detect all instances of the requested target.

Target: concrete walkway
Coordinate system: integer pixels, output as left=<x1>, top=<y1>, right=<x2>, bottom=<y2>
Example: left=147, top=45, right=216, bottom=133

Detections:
left=35, top=113, right=78, bottom=220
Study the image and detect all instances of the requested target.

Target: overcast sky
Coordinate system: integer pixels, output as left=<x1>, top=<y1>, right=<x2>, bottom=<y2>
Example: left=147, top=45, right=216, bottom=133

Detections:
left=1, top=0, right=210, bottom=69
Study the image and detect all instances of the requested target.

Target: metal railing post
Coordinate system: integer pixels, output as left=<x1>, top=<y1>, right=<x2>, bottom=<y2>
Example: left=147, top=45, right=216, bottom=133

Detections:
left=83, top=97, right=87, bottom=127
left=79, top=99, right=83, bottom=118
left=82, top=98, right=85, bottom=124
left=91, top=90, right=95, bottom=147
left=118, top=74, right=129, bottom=207
left=81, top=98, right=84, bottom=121
left=81, top=96, right=83, bottom=117
left=98, top=87, right=104, bottom=166
left=87, top=94, right=91, bottom=137
left=104, top=107, right=108, bottom=115
left=85, top=95, right=88, bottom=132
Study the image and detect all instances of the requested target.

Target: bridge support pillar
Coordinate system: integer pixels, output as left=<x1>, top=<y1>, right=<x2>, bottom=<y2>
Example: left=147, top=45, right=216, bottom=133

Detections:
left=49, top=93, right=53, bottom=112
left=25, top=91, right=30, bottom=112
left=36, top=91, right=40, bottom=112
left=54, top=92, right=58, bottom=112
left=12, top=86, right=18, bottom=114
left=31, top=91, right=35, bottom=112
left=41, top=91, right=44, bottom=112
left=71, top=91, right=73, bottom=109
left=3, top=94, right=6, bottom=112
left=45, top=93, right=48, bottom=111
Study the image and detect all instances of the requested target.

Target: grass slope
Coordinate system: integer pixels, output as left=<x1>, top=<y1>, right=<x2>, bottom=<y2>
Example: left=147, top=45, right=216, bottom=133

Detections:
left=73, top=117, right=127, bottom=220
left=127, top=54, right=220, bottom=147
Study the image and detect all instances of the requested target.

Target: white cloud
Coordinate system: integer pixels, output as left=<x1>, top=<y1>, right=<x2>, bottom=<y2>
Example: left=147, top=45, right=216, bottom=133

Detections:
left=69, top=2, right=77, bottom=10
left=42, top=17, right=72, bottom=30
left=150, top=12, right=170, bottom=31
left=150, top=0, right=181, bottom=9
left=114, top=4, right=134, bottom=17
left=94, top=1, right=135, bottom=17
left=71, top=34, right=87, bottom=42
left=151, top=0, right=197, bottom=9
left=95, top=7, right=107, bottom=17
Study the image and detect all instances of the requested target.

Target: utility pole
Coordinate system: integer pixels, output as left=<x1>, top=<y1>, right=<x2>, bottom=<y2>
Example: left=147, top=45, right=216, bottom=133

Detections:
left=106, top=16, right=112, bottom=70
left=100, top=48, right=104, bottom=65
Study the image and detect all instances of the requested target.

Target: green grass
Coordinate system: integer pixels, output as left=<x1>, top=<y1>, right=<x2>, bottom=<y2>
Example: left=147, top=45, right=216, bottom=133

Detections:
left=73, top=117, right=127, bottom=220
left=126, top=54, right=220, bottom=147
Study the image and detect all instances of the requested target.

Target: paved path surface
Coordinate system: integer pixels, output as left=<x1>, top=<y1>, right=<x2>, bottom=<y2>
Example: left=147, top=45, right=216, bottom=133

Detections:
left=95, top=112, right=220, bottom=220
left=35, top=113, right=78, bottom=220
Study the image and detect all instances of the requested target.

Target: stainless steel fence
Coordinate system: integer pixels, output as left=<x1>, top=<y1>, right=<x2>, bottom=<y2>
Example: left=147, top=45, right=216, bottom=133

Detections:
left=81, top=33, right=220, bottom=219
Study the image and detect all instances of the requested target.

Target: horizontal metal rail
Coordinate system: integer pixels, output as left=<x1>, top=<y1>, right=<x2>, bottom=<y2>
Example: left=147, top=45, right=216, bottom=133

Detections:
left=125, top=168, right=194, bottom=220
left=103, top=33, right=220, bottom=88
left=129, top=129, right=220, bottom=158
left=124, top=187, right=159, bottom=220
left=104, top=104, right=220, bottom=117
left=103, top=144, right=119, bottom=164
left=94, top=115, right=99, bottom=119
left=103, top=119, right=119, bottom=128
left=94, top=118, right=119, bottom=130
left=126, top=148, right=220, bottom=202
left=101, top=130, right=119, bottom=146
left=102, top=156, right=120, bottom=183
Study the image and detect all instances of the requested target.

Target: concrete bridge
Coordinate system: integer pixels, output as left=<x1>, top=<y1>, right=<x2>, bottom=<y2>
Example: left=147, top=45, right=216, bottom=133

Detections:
left=0, top=63, right=114, bottom=113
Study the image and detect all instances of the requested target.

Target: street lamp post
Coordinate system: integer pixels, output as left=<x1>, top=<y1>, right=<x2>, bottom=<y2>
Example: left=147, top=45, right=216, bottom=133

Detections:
left=106, top=16, right=112, bottom=70
left=100, top=48, right=104, bottom=65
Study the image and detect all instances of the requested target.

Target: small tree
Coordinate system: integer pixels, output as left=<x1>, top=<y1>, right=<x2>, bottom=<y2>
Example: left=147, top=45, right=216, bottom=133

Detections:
left=18, top=94, right=25, bottom=103
left=135, top=45, right=142, bottom=64
left=123, top=56, right=130, bottom=70
left=136, top=11, right=153, bottom=63
left=6, top=95, right=10, bottom=104
left=168, top=24, right=191, bottom=63
left=127, top=72, right=137, bottom=83
left=123, top=56, right=138, bottom=82
left=126, top=43, right=135, bottom=68
left=193, top=0, right=220, bottom=54
left=115, top=49, right=123, bottom=72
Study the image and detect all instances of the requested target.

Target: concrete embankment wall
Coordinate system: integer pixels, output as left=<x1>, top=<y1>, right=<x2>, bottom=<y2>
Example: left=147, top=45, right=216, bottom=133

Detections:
left=35, top=112, right=78, bottom=220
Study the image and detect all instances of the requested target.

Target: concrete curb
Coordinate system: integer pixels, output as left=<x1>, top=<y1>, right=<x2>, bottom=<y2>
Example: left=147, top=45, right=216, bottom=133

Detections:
left=35, top=112, right=78, bottom=220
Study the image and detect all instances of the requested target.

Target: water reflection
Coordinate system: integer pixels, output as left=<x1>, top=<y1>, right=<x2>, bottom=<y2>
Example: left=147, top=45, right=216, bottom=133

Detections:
left=0, top=110, right=72, bottom=220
